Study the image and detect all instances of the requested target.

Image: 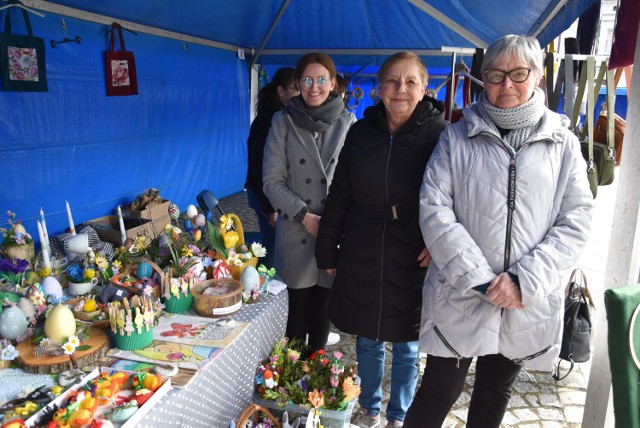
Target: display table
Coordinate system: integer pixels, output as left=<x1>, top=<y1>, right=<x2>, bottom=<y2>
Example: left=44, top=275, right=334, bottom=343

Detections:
left=137, top=290, right=288, bottom=427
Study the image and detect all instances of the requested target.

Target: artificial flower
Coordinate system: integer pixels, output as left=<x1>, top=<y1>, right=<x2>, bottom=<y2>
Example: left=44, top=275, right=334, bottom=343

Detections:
left=308, top=390, right=325, bottom=409
left=1, top=343, right=19, bottom=360
left=0, top=257, right=28, bottom=274
left=251, top=242, right=267, bottom=258
left=39, top=337, right=52, bottom=348
left=62, top=342, right=76, bottom=355
left=83, top=268, right=96, bottom=281
left=67, top=335, right=80, bottom=347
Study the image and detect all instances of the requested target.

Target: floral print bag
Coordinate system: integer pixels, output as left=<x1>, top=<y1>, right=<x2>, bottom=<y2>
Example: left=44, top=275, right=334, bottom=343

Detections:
left=0, top=5, right=48, bottom=92
left=104, top=22, right=138, bottom=96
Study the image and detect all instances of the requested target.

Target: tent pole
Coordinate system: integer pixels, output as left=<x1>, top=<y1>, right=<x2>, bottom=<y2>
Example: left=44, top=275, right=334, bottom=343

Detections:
left=581, top=25, right=640, bottom=428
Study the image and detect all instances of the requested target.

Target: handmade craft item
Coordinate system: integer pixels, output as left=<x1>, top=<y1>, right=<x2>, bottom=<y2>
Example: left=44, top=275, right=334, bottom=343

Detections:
left=191, top=278, right=242, bottom=317
left=108, top=296, right=155, bottom=350
left=160, top=270, right=194, bottom=313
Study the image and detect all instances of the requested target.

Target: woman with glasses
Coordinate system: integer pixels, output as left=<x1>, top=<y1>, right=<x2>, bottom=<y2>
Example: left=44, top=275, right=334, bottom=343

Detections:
left=316, top=52, right=448, bottom=428
left=263, top=53, right=355, bottom=354
left=245, top=67, right=297, bottom=268
left=404, top=35, right=594, bottom=427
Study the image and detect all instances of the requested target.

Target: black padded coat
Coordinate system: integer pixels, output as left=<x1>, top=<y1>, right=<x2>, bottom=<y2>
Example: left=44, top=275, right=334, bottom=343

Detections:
left=315, top=96, right=448, bottom=342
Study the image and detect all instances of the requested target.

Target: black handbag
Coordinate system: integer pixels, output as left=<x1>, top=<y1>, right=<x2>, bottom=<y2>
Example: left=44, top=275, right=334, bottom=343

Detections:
left=553, top=268, right=595, bottom=381
left=0, top=1, right=47, bottom=92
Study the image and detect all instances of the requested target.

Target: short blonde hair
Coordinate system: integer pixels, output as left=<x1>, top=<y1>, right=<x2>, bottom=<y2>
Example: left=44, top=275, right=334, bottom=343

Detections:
left=377, top=52, right=429, bottom=86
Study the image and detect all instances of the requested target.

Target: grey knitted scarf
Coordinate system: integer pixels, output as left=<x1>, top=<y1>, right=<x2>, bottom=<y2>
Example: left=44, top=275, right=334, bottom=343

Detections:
left=478, top=87, right=546, bottom=151
left=287, top=94, right=346, bottom=132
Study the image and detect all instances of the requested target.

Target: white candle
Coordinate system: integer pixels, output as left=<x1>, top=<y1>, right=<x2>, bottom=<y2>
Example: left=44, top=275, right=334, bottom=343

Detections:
left=37, top=220, right=51, bottom=269
left=117, top=205, right=127, bottom=246
left=40, top=207, right=50, bottom=248
left=65, top=200, right=76, bottom=236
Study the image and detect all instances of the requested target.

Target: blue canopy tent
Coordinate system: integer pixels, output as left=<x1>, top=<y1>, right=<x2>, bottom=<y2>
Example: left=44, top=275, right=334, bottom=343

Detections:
left=0, top=0, right=598, bottom=247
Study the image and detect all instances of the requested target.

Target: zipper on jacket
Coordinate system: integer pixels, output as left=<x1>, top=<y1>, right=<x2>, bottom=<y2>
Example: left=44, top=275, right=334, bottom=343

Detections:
left=503, top=157, right=516, bottom=271
left=376, top=134, right=395, bottom=340
left=512, top=344, right=552, bottom=366
left=433, top=325, right=464, bottom=367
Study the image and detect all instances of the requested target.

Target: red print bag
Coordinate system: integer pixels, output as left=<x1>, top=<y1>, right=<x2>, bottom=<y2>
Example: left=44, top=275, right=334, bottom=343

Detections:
left=104, top=22, right=138, bottom=96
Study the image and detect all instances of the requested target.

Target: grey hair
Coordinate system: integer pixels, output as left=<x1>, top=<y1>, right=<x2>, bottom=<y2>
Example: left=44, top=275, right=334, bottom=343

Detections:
left=481, top=35, right=543, bottom=80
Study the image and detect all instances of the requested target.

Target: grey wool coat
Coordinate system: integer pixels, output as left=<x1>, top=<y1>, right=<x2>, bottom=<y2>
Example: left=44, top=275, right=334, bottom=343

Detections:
left=263, top=108, right=355, bottom=289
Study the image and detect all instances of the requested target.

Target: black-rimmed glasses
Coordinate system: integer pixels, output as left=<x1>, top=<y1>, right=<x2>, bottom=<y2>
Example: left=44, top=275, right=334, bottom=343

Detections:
left=484, top=68, right=532, bottom=84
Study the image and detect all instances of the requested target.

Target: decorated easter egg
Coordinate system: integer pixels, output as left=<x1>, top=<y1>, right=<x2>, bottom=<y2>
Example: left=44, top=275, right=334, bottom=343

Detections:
left=240, top=265, right=260, bottom=293
left=183, top=219, right=193, bottom=232
left=42, top=276, right=63, bottom=300
left=0, top=305, right=29, bottom=340
left=193, top=214, right=206, bottom=228
left=17, top=297, right=35, bottom=320
left=168, top=203, right=180, bottom=220
left=137, top=262, right=153, bottom=279
left=185, top=204, right=198, bottom=220
left=44, top=304, right=76, bottom=341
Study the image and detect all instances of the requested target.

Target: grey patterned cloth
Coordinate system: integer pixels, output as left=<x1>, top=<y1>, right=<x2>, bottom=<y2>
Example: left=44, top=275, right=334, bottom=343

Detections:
left=49, top=223, right=114, bottom=260
left=137, top=290, right=288, bottom=427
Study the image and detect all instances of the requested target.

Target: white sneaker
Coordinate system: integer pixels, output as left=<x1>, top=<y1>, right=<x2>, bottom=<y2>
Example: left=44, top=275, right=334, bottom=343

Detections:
left=327, top=332, right=341, bottom=346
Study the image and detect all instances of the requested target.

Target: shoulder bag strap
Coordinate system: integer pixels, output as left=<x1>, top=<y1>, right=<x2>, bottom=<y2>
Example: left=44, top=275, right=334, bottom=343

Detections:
left=586, top=56, right=595, bottom=163
left=109, top=22, right=126, bottom=52
left=4, top=2, right=33, bottom=37
left=606, top=67, right=616, bottom=157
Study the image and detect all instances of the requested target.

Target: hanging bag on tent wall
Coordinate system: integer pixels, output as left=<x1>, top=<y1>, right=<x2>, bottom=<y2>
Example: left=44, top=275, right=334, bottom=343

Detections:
left=104, top=22, right=138, bottom=96
left=0, top=1, right=47, bottom=92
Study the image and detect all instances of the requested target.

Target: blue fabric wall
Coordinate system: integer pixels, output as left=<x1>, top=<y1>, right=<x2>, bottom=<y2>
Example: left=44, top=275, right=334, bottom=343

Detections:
left=0, top=12, right=250, bottom=247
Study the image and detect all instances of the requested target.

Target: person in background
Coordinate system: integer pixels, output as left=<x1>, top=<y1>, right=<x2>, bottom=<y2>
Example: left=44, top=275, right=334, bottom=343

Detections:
left=245, top=67, right=298, bottom=268
left=404, top=35, right=594, bottom=427
left=336, top=73, right=348, bottom=98
left=315, top=51, right=448, bottom=428
left=263, top=53, right=356, bottom=355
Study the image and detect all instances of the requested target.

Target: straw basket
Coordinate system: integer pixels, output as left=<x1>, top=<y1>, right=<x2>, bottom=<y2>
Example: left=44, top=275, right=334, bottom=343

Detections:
left=2, top=242, right=35, bottom=266
left=109, top=258, right=163, bottom=298
left=236, top=403, right=281, bottom=428
left=191, top=278, right=242, bottom=317
left=215, top=214, right=258, bottom=280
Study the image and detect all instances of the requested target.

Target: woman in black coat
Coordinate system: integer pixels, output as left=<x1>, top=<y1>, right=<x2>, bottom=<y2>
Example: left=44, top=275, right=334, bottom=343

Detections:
left=245, top=67, right=297, bottom=267
left=315, top=52, right=448, bottom=427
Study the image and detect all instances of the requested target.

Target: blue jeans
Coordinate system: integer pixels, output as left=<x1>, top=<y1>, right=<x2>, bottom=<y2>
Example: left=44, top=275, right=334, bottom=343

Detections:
left=246, top=188, right=275, bottom=268
left=356, top=336, right=419, bottom=423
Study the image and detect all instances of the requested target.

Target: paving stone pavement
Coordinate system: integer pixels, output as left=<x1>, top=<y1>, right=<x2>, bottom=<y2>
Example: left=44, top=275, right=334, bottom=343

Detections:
left=220, top=190, right=589, bottom=427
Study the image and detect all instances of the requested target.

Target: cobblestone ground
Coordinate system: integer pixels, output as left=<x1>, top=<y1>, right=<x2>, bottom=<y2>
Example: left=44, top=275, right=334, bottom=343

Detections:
left=221, top=191, right=588, bottom=427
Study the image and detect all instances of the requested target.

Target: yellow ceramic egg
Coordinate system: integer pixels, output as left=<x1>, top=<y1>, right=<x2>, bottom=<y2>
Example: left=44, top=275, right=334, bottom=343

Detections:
left=44, top=304, right=77, bottom=341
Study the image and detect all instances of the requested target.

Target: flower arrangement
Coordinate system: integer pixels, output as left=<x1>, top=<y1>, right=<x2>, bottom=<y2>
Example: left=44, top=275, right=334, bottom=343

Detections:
left=207, top=214, right=266, bottom=276
left=94, top=253, right=122, bottom=284
left=0, top=257, right=29, bottom=287
left=0, top=210, right=33, bottom=250
left=161, top=224, right=204, bottom=281
left=255, top=338, right=360, bottom=411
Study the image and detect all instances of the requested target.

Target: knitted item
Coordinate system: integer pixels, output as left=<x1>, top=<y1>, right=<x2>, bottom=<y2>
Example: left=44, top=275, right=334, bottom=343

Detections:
left=287, top=94, right=346, bottom=132
left=478, top=87, right=546, bottom=151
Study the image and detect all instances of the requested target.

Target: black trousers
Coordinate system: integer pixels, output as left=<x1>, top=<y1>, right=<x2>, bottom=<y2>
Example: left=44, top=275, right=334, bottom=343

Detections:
left=286, top=285, right=331, bottom=355
left=404, top=353, right=522, bottom=428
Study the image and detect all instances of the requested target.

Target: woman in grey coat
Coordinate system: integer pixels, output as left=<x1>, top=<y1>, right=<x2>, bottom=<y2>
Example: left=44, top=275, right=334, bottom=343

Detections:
left=404, top=35, right=595, bottom=427
left=263, top=53, right=355, bottom=353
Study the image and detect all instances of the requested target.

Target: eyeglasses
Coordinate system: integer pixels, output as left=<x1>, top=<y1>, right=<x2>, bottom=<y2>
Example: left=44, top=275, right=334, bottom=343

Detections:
left=299, top=76, right=330, bottom=89
left=484, top=68, right=532, bottom=84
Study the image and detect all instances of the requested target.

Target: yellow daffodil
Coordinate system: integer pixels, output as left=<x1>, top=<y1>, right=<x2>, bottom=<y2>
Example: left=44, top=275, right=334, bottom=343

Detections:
left=112, top=260, right=122, bottom=270
left=83, top=268, right=96, bottom=280
left=220, top=215, right=234, bottom=231
left=181, top=245, right=193, bottom=258
left=223, top=231, right=239, bottom=249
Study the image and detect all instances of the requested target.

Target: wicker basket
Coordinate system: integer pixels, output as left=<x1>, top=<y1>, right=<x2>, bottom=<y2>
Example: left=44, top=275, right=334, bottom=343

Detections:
left=215, top=214, right=258, bottom=280
left=236, top=403, right=281, bottom=428
left=109, top=258, right=163, bottom=298
left=191, top=278, right=242, bottom=317
left=2, top=242, right=35, bottom=266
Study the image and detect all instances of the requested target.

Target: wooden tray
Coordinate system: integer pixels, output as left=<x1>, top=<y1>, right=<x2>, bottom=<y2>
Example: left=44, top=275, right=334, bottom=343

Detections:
left=16, top=327, right=109, bottom=374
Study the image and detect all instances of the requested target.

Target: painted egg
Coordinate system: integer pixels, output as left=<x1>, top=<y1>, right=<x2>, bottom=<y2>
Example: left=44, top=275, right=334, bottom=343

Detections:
left=42, top=276, right=63, bottom=300
left=12, top=223, right=27, bottom=235
left=44, top=304, right=77, bottom=341
left=168, top=203, right=180, bottom=220
left=137, top=262, right=153, bottom=279
left=183, top=219, right=193, bottom=232
left=17, top=297, right=35, bottom=320
left=0, top=305, right=29, bottom=340
left=193, top=214, right=206, bottom=228
left=185, top=204, right=198, bottom=219
left=240, top=265, right=260, bottom=293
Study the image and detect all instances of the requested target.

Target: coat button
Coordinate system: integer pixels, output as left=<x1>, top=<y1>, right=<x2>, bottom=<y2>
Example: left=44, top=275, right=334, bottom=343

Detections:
left=321, top=178, right=327, bottom=184
left=301, top=238, right=307, bottom=244
left=283, top=214, right=289, bottom=220
left=277, top=209, right=282, bottom=214
left=305, top=199, right=311, bottom=204
left=300, top=159, right=306, bottom=164
left=306, top=178, right=312, bottom=184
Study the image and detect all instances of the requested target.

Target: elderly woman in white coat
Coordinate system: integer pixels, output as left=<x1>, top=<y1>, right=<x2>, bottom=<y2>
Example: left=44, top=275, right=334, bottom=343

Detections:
left=263, top=53, right=355, bottom=354
left=404, top=35, right=595, bottom=428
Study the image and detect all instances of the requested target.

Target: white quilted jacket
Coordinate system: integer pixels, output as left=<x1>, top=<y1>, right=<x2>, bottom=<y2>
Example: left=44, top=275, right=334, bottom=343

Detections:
left=418, top=103, right=595, bottom=370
